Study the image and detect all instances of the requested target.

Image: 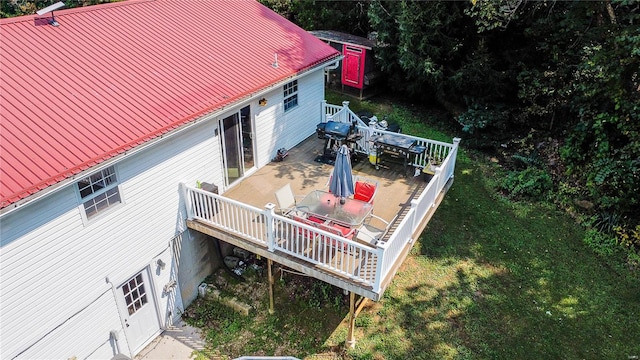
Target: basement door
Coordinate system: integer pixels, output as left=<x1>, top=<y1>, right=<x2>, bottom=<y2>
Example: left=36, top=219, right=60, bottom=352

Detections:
left=118, top=268, right=160, bottom=354
left=220, top=105, right=255, bottom=186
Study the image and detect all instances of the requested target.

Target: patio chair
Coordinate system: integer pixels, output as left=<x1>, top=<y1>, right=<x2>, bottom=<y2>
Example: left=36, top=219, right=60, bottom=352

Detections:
left=291, top=214, right=324, bottom=240
left=353, top=176, right=379, bottom=204
left=320, top=221, right=355, bottom=240
left=319, top=221, right=356, bottom=251
left=355, top=214, right=394, bottom=246
left=274, top=183, right=303, bottom=216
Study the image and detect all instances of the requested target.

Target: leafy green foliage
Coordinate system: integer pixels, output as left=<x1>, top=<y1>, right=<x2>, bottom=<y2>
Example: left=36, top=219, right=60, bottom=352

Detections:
left=366, top=0, right=639, bottom=253
left=464, top=0, right=524, bottom=32
left=615, top=225, right=640, bottom=252
left=260, top=0, right=370, bottom=35
left=583, top=229, right=619, bottom=257
left=501, top=167, right=553, bottom=201
left=457, top=103, right=510, bottom=147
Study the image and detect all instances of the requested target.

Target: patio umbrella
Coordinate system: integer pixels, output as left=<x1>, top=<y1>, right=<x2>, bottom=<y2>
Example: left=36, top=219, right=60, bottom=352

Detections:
left=329, top=144, right=355, bottom=204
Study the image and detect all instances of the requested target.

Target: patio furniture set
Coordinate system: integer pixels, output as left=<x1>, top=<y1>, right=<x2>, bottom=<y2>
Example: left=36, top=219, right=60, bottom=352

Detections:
left=275, top=175, right=392, bottom=249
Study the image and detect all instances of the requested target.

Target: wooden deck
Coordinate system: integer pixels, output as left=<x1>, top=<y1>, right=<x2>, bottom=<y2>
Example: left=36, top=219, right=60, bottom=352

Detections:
left=223, top=134, right=427, bottom=232
left=184, top=118, right=459, bottom=301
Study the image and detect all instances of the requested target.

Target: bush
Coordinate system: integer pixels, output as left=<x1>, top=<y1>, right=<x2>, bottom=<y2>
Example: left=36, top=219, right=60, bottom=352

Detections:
left=501, top=167, right=553, bottom=200
left=583, top=229, right=618, bottom=257
left=615, top=224, right=640, bottom=253
left=457, top=102, right=511, bottom=148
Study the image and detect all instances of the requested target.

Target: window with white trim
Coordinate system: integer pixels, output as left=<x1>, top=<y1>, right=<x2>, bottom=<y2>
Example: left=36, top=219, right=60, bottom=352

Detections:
left=77, top=165, right=121, bottom=219
left=283, top=80, right=298, bottom=112
left=122, top=272, right=148, bottom=316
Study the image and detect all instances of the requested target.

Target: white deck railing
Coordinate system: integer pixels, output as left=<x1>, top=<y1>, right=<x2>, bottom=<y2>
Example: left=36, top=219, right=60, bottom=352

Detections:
left=183, top=102, right=460, bottom=295
left=322, top=100, right=366, bottom=127
left=183, top=186, right=381, bottom=286
left=321, top=100, right=456, bottom=170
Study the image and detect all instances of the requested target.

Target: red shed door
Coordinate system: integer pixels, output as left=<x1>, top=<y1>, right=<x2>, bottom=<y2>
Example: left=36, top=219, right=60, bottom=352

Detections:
left=342, top=45, right=365, bottom=89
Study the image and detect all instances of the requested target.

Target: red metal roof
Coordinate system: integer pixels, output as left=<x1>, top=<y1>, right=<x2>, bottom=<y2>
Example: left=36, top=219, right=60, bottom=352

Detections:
left=0, top=0, right=340, bottom=209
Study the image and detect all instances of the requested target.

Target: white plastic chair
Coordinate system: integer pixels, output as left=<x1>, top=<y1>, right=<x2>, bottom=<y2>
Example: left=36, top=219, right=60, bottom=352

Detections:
left=356, top=214, right=394, bottom=246
left=274, top=183, right=303, bottom=215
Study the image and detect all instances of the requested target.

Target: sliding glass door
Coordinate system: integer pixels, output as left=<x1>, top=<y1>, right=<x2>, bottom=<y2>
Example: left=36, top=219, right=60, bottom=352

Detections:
left=220, top=105, right=254, bottom=186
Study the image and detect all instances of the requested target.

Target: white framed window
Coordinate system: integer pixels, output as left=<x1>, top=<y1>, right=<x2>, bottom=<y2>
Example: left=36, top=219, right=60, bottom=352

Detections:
left=122, top=272, right=149, bottom=316
left=283, top=80, right=298, bottom=112
left=77, top=165, right=121, bottom=219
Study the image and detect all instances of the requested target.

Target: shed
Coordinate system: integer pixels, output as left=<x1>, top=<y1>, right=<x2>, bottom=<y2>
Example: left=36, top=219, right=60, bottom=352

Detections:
left=310, top=30, right=382, bottom=99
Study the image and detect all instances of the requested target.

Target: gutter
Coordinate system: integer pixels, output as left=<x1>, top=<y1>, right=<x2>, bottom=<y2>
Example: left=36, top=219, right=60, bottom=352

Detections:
left=324, top=58, right=341, bottom=71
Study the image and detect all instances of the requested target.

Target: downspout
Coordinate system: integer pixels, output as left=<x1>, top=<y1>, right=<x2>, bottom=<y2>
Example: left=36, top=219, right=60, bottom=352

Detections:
left=109, top=330, right=121, bottom=355
left=323, top=59, right=342, bottom=86
left=325, top=59, right=340, bottom=71
left=106, top=276, right=133, bottom=357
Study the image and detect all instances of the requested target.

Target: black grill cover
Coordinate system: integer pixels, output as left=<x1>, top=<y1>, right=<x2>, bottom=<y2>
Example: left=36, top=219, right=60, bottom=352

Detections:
left=316, top=121, right=351, bottom=139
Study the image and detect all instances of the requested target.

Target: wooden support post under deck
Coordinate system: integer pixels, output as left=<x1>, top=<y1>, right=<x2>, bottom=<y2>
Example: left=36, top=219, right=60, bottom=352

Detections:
left=268, top=258, right=275, bottom=314
left=346, top=291, right=356, bottom=349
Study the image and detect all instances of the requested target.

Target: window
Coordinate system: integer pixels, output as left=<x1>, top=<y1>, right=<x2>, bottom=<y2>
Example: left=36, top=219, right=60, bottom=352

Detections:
left=283, top=80, right=298, bottom=112
left=122, top=273, right=148, bottom=316
left=77, top=165, right=121, bottom=219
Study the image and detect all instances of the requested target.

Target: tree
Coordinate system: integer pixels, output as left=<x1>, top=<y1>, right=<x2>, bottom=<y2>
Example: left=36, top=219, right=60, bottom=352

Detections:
left=260, top=0, right=370, bottom=36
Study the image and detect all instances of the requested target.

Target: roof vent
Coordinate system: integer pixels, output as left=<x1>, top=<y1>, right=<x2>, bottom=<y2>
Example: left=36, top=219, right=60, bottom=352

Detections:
left=36, top=1, right=65, bottom=27
left=272, top=53, right=279, bottom=68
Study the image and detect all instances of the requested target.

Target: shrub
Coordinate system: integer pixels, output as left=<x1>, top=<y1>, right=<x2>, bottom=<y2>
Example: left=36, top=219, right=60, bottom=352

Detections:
left=615, top=224, right=640, bottom=253
left=583, top=229, right=618, bottom=257
left=501, top=167, right=553, bottom=200
left=457, top=103, right=509, bottom=135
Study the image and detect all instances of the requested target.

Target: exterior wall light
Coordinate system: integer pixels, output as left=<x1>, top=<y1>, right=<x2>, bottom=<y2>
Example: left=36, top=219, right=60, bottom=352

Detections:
left=258, top=98, right=268, bottom=106
left=156, top=259, right=166, bottom=270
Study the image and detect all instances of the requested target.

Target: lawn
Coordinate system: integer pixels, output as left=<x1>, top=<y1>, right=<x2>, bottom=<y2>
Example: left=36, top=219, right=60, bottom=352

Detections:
left=184, top=93, right=640, bottom=359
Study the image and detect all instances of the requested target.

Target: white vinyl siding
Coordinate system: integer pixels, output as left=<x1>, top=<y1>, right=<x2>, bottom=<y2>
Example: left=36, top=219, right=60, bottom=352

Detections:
left=254, top=70, right=325, bottom=168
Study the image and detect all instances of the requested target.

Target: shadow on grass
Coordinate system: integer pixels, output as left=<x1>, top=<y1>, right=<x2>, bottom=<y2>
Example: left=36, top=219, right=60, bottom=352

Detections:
left=346, top=156, right=640, bottom=359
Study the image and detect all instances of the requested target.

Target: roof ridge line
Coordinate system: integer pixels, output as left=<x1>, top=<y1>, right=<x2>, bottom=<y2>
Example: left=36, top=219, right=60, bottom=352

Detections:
left=0, top=0, right=155, bottom=26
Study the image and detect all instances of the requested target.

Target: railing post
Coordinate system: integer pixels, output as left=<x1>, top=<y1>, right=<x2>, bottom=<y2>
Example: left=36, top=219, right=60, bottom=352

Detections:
left=373, top=245, right=385, bottom=293
left=181, top=183, right=194, bottom=219
left=410, top=199, right=419, bottom=232
left=264, top=203, right=276, bottom=252
left=341, top=101, right=350, bottom=123
left=434, top=166, right=443, bottom=196
left=321, top=99, right=327, bottom=122
left=449, top=137, right=461, bottom=180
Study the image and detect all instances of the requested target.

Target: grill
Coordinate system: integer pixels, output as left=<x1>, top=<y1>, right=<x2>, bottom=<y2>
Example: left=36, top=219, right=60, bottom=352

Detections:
left=316, top=121, right=353, bottom=140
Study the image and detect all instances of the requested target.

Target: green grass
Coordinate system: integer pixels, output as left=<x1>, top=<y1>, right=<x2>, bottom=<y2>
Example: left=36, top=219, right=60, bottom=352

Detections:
left=345, top=154, right=640, bottom=359
left=184, top=94, right=640, bottom=359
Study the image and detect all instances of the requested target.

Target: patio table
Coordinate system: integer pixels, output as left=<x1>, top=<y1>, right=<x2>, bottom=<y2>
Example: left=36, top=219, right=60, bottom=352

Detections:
left=294, top=190, right=372, bottom=228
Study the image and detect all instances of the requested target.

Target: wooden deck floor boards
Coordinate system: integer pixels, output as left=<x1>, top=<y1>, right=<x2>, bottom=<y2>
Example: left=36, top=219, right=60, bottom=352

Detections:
left=223, top=134, right=426, bottom=233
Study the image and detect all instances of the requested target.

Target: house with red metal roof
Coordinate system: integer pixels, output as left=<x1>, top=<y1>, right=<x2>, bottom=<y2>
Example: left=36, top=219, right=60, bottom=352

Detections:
left=0, top=1, right=340, bottom=358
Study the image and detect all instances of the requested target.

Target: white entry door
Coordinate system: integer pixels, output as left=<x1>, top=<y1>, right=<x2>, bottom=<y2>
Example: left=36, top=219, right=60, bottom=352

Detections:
left=118, top=268, right=160, bottom=353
